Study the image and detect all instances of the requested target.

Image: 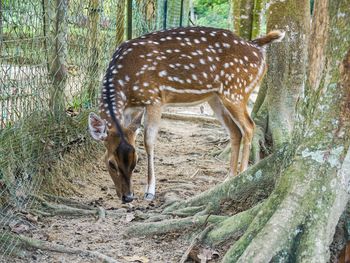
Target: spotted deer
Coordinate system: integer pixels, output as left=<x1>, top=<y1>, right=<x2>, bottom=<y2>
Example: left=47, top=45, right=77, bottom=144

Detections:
left=88, top=26, right=285, bottom=203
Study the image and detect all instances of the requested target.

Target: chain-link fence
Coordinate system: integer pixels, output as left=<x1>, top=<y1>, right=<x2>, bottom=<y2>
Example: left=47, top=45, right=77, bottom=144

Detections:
left=0, top=0, right=193, bottom=259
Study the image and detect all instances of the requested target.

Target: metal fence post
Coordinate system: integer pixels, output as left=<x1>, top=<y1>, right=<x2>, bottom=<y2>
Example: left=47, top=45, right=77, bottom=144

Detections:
left=179, top=0, right=184, bottom=27
left=127, top=0, right=132, bottom=39
left=163, top=0, right=167, bottom=29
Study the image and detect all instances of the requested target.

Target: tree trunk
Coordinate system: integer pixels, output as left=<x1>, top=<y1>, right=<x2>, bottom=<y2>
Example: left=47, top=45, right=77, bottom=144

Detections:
left=251, top=0, right=310, bottom=162
left=251, top=0, right=266, bottom=39
left=126, top=0, right=350, bottom=261
left=48, top=0, right=68, bottom=114
left=265, top=0, right=310, bottom=148
left=116, top=0, right=126, bottom=46
left=166, top=0, right=181, bottom=28
left=181, top=0, right=190, bottom=27
left=86, top=0, right=101, bottom=103
left=134, top=0, right=157, bottom=36
left=231, top=0, right=254, bottom=40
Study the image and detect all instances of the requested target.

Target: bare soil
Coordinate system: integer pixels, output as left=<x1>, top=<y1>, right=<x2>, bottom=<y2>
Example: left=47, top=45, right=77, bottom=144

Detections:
left=9, top=105, right=232, bottom=263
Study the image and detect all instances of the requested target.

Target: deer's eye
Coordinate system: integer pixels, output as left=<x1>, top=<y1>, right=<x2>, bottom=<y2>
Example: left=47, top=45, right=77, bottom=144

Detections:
left=108, top=160, right=118, bottom=171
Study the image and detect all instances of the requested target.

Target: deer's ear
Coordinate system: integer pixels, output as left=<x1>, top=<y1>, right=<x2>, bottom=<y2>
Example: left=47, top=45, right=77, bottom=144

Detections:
left=88, top=112, right=108, bottom=141
left=127, top=110, right=144, bottom=134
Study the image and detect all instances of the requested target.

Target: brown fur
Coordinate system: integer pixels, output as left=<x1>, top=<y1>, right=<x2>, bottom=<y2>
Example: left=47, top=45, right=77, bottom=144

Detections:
left=252, top=30, right=285, bottom=47
left=90, top=26, right=284, bottom=201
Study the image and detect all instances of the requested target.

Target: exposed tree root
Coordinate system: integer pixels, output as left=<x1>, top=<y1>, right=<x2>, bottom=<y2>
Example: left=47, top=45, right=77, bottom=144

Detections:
left=217, top=143, right=231, bottom=161
left=204, top=202, right=263, bottom=246
left=251, top=100, right=269, bottom=164
left=163, top=205, right=207, bottom=217
left=43, top=193, right=94, bottom=210
left=30, top=194, right=105, bottom=220
left=14, top=234, right=120, bottom=263
left=163, top=153, right=280, bottom=215
left=161, top=112, right=220, bottom=125
left=125, top=215, right=228, bottom=237
left=180, top=224, right=214, bottom=263
left=96, top=206, right=106, bottom=223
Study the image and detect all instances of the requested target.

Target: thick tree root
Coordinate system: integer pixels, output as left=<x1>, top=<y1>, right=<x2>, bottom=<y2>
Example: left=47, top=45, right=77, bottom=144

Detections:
left=125, top=215, right=228, bottom=237
left=15, top=234, right=120, bottom=263
left=161, top=112, right=220, bottom=125
left=43, top=193, right=95, bottom=210
left=163, top=153, right=280, bottom=215
left=30, top=195, right=105, bottom=220
left=180, top=224, right=214, bottom=263
left=163, top=205, right=207, bottom=217
left=204, top=202, right=263, bottom=246
left=220, top=148, right=350, bottom=263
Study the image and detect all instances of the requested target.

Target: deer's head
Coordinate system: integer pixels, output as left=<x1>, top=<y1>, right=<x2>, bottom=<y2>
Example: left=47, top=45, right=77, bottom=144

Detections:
left=88, top=111, right=143, bottom=203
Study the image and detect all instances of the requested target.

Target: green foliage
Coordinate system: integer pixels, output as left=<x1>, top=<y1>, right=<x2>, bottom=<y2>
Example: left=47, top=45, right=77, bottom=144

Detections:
left=69, top=93, right=92, bottom=111
left=193, top=0, right=230, bottom=29
left=194, top=0, right=227, bottom=14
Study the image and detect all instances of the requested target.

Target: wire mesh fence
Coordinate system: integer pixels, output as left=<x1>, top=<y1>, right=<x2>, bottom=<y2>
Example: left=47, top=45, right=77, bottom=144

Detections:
left=0, top=0, right=244, bottom=259
left=0, top=0, right=193, bottom=259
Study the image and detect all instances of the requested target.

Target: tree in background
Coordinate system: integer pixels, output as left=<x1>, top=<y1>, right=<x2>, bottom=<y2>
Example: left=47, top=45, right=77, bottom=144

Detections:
left=193, top=0, right=231, bottom=29
left=251, top=0, right=310, bottom=163
left=116, top=0, right=126, bottom=45
left=134, top=0, right=158, bottom=36
left=231, top=0, right=254, bottom=39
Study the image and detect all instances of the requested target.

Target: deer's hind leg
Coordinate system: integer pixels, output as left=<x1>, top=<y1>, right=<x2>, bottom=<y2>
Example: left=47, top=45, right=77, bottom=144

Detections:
left=208, top=96, right=242, bottom=176
left=220, top=99, right=255, bottom=173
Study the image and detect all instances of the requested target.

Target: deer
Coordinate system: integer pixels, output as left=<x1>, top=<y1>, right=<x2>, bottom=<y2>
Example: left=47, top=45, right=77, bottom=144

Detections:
left=88, top=26, right=285, bottom=203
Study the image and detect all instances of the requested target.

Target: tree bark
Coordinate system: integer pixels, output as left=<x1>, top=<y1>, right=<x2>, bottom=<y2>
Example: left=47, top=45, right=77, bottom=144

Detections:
left=231, top=0, right=254, bottom=40
left=86, top=0, right=101, bottom=102
left=134, top=0, right=157, bottom=36
left=251, top=0, right=266, bottom=39
left=116, top=0, right=126, bottom=46
left=251, top=0, right=310, bottom=162
left=48, top=0, right=68, bottom=114
left=265, top=0, right=310, bottom=148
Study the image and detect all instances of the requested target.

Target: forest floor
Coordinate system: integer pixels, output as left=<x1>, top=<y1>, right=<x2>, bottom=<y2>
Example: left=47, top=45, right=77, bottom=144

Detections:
left=8, top=105, right=235, bottom=263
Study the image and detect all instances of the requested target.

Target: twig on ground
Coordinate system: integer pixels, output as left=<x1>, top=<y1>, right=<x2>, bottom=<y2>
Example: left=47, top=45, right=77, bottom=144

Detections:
left=190, top=169, right=200, bottom=178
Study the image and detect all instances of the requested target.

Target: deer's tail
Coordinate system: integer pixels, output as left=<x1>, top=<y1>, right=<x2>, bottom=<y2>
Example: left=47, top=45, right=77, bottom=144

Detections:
left=252, top=30, right=285, bottom=47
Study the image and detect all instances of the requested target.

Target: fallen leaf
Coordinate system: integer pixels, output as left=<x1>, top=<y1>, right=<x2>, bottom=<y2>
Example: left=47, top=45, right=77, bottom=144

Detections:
left=10, top=223, right=29, bottom=234
left=25, top=213, right=38, bottom=223
left=197, top=247, right=219, bottom=263
left=124, top=213, right=135, bottom=223
left=123, top=255, right=149, bottom=263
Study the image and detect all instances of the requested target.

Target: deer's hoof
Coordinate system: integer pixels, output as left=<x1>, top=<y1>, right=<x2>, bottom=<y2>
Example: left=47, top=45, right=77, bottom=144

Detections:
left=144, top=193, right=155, bottom=201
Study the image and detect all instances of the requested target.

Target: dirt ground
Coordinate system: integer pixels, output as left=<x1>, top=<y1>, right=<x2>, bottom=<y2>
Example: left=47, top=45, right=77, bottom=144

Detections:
left=8, top=105, right=233, bottom=263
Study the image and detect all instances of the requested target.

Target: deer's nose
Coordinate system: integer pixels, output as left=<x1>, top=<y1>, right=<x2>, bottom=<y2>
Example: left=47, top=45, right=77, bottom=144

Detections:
left=122, top=193, right=134, bottom=203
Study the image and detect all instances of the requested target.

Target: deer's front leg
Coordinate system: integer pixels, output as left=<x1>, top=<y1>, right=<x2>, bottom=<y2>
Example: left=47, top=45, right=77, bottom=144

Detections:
left=143, top=105, right=162, bottom=201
